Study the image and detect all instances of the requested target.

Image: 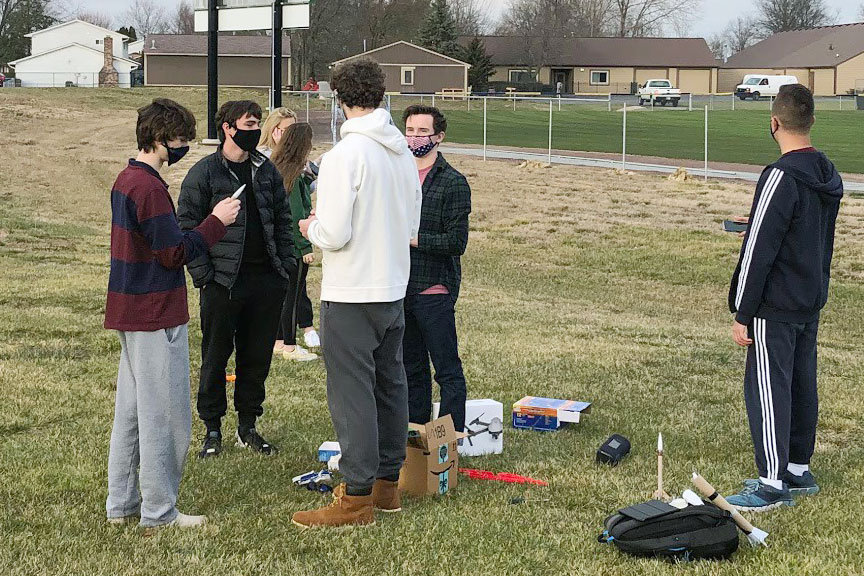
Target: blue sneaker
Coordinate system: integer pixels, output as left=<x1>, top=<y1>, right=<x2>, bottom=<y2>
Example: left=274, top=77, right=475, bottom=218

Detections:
left=726, top=481, right=794, bottom=512
left=744, top=471, right=820, bottom=496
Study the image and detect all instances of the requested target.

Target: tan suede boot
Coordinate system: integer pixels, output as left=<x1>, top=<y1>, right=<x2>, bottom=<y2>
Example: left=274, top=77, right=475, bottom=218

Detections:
left=292, top=484, right=375, bottom=528
left=371, top=479, right=402, bottom=513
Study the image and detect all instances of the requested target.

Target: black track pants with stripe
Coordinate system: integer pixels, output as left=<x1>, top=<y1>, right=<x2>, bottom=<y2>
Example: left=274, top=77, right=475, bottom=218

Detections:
left=745, top=317, right=819, bottom=481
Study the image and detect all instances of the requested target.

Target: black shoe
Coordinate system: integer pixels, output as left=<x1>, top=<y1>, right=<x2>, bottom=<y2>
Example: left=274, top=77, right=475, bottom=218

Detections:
left=236, top=428, right=276, bottom=455
left=198, top=430, right=222, bottom=459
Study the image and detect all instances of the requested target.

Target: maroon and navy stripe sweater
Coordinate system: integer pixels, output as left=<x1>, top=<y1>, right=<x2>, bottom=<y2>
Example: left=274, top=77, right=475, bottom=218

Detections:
left=105, top=159, right=226, bottom=331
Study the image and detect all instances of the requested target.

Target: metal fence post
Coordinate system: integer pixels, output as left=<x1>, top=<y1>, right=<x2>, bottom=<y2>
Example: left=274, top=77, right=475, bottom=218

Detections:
left=732, top=92, right=735, bottom=111
left=838, top=95, right=842, bottom=111
left=689, top=93, right=692, bottom=112
left=432, top=93, right=436, bottom=107
left=306, top=91, right=310, bottom=123
left=622, top=104, right=627, bottom=170
left=548, top=99, right=553, bottom=165
left=704, top=105, right=709, bottom=181
left=483, top=97, right=487, bottom=161
left=608, top=93, right=612, bottom=112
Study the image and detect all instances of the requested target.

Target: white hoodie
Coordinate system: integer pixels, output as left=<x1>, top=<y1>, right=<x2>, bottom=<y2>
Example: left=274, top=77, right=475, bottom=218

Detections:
left=307, top=108, right=422, bottom=303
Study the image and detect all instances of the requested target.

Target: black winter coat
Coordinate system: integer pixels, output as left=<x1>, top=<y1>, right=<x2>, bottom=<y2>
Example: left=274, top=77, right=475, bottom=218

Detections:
left=178, top=147, right=296, bottom=288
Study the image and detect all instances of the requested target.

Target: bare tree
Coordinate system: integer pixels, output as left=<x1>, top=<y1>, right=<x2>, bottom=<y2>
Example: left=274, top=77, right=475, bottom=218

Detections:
left=858, top=2, right=864, bottom=21
left=724, top=15, right=761, bottom=53
left=610, top=0, right=701, bottom=37
left=124, top=0, right=168, bottom=37
left=169, top=0, right=194, bottom=35
left=706, top=33, right=725, bottom=59
left=450, top=0, right=492, bottom=36
left=74, top=9, right=112, bottom=29
left=757, top=0, right=833, bottom=34
left=573, top=0, right=613, bottom=36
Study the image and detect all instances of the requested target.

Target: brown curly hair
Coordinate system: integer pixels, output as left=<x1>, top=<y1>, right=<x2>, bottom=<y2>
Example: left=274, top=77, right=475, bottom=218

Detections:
left=331, top=58, right=386, bottom=109
left=136, top=98, right=196, bottom=152
left=271, top=123, right=314, bottom=195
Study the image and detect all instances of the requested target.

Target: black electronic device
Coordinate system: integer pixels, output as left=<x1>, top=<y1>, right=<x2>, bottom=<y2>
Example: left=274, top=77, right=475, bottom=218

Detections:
left=597, top=434, right=631, bottom=466
left=723, top=219, right=748, bottom=233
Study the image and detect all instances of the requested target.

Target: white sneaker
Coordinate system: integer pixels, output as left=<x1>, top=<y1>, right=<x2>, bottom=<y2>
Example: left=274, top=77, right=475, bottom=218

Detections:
left=107, top=514, right=139, bottom=525
left=303, top=330, right=321, bottom=348
left=166, top=512, right=207, bottom=528
left=283, top=345, right=318, bottom=362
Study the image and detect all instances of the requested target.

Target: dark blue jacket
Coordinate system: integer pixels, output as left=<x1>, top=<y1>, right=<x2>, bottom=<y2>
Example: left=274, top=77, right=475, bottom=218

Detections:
left=729, top=148, right=843, bottom=325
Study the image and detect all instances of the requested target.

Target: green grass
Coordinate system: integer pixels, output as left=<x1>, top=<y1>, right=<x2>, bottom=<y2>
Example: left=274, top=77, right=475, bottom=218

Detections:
left=1, top=87, right=864, bottom=575
left=391, top=101, right=864, bottom=173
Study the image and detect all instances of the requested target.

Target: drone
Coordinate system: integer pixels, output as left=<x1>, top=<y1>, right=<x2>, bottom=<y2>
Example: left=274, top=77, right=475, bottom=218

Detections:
left=465, top=413, right=504, bottom=447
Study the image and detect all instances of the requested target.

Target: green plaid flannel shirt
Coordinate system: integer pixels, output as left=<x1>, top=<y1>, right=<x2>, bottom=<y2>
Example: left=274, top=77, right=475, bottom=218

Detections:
left=407, top=153, right=472, bottom=300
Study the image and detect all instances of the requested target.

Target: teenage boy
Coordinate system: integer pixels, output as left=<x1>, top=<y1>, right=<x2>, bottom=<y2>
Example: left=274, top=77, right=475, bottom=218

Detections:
left=292, top=59, right=422, bottom=528
left=402, top=105, right=471, bottom=432
left=178, top=101, right=296, bottom=458
left=105, top=98, right=240, bottom=528
left=726, top=84, right=843, bottom=511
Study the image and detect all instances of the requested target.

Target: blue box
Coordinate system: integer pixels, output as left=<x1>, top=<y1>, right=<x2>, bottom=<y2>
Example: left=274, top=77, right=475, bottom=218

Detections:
left=512, top=397, right=591, bottom=431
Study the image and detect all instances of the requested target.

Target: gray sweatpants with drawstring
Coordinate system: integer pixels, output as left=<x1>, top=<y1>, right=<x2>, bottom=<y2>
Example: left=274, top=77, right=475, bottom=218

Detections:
left=106, top=325, right=192, bottom=527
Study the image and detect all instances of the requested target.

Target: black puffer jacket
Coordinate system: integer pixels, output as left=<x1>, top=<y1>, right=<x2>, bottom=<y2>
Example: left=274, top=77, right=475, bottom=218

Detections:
left=178, top=147, right=296, bottom=288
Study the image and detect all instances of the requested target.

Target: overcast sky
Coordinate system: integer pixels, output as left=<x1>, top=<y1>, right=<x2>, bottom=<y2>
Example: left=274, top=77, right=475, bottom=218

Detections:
left=77, top=0, right=862, bottom=39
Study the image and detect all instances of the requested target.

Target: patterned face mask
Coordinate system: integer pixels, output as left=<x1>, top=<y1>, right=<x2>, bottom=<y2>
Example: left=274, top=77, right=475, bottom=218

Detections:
left=406, top=135, right=438, bottom=158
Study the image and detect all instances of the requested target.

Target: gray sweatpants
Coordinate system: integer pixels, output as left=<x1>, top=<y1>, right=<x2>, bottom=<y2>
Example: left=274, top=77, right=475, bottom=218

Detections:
left=106, top=325, right=192, bottom=527
left=320, top=301, right=408, bottom=493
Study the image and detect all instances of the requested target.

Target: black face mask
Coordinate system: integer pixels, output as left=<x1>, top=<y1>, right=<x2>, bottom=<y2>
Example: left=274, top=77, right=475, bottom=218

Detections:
left=164, top=142, right=189, bottom=166
left=231, top=127, right=262, bottom=153
left=770, top=120, right=779, bottom=143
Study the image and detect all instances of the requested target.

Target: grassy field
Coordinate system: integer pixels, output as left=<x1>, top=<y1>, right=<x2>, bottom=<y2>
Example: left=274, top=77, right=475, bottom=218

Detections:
left=1, top=87, right=864, bottom=575
left=388, top=98, right=864, bottom=173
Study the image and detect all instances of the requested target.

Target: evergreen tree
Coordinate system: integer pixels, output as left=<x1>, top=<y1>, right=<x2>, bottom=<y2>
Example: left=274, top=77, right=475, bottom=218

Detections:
left=0, top=0, right=54, bottom=63
left=460, top=36, right=493, bottom=92
left=416, top=0, right=459, bottom=57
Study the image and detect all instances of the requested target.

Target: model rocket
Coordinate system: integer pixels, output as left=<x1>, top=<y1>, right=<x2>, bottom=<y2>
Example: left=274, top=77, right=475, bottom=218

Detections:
left=652, top=433, right=670, bottom=501
left=692, top=472, right=769, bottom=548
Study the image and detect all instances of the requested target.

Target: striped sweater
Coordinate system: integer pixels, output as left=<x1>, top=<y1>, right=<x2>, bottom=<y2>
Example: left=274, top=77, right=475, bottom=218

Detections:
left=105, top=159, right=226, bottom=331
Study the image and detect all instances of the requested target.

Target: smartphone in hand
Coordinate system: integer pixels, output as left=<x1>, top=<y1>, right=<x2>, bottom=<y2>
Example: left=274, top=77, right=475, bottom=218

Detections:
left=723, top=219, right=748, bottom=233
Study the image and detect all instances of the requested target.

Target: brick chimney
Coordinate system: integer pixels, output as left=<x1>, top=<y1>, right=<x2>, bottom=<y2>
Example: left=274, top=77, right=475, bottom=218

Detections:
left=98, top=36, right=119, bottom=87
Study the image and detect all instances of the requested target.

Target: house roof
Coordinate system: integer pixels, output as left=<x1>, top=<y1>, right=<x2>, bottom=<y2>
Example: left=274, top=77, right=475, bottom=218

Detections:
left=459, top=36, right=718, bottom=68
left=25, top=19, right=129, bottom=41
left=143, top=34, right=291, bottom=56
left=332, top=41, right=470, bottom=67
left=9, top=43, right=139, bottom=67
left=725, top=23, right=864, bottom=68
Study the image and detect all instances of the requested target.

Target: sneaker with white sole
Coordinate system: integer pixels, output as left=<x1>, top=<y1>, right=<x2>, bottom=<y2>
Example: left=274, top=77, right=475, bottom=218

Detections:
left=726, top=480, right=794, bottom=512
left=166, top=512, right=207, bottom=528
left=283, top=345, right=318, bottom=362
left=303, top=330, right=321, bottom=348
left=236, top=428, right=276, bottom=455
left=107, top=514, right=139, bottom=525
left=744, top=470, right=820, bottom=496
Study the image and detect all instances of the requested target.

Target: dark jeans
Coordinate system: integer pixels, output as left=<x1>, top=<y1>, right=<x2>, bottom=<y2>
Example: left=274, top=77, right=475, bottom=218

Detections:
left=197, top=268, right=287, bottom=430
left=276, top=259, right=313, bottom=346
left=403, top=293, right=467, bottom=432
left=320, top=300, right=408, bottom=494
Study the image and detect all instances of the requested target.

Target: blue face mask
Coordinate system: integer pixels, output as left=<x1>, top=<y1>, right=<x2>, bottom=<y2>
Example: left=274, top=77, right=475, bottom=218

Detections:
left=164, top=142, right=189, bottom=166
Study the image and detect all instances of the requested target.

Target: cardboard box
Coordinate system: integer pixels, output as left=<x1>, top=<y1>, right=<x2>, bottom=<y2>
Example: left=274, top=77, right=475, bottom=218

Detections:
left=512, top=396, right=592, bottom=431
left=398, top=415, right=466, bottom=497
left=433, top=399, right=504, bottom=456
left=317, top=441, right=340, bottom=462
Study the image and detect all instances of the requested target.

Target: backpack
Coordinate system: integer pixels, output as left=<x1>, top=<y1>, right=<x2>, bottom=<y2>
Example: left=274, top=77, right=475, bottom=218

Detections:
left=599, top=502, right=739, bottom=561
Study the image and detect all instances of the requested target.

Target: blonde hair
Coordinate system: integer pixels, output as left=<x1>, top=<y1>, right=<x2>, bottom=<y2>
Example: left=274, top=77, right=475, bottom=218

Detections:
left=258, top=107, right=298, bottom=150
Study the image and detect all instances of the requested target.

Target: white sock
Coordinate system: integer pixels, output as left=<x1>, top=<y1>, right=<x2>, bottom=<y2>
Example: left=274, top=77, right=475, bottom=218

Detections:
left=759, top=477, right=784, bottom=490
left=787, top=463, right=809, bottom=477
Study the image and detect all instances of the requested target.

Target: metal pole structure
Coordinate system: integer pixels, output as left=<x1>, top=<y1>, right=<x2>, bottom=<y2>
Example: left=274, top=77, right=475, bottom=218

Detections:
left=704, top=105, right=709, bottom=182
left=732, top=92, right=735, bottom=111
left=306, top=91, right=310, bottom=123
left=483, top=97, right=487, bottom=161
left=432, top=93, right=435, bottom=107
left=622, top=104, right=627, bottom=170
left=608, top=93, right=612, bottom=112
left=689, top=93, right=692, bottom=112
left=207, top=0, right=218, bottom=141
left=271, top=0, right=283, bottom=110
left=548, top=99, right=553, bottom=165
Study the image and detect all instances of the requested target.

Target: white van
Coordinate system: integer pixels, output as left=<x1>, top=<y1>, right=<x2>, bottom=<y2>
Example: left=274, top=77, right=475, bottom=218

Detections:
left=735, top=75, right=798, bottom=100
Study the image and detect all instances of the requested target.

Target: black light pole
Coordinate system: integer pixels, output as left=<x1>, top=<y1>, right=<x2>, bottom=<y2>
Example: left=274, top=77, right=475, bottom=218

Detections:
left=272, top=0, right=283, bottom=109
left=207, top=0, right=219, bottom=141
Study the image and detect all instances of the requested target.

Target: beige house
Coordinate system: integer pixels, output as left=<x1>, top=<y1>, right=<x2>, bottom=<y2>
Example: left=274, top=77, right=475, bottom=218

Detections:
left=332, top=41, right=470, bottom=94
left=143, top=34, right=290, bottom=88
left=466, top=36, right=719, bottom=94
left=720, top=23, right=864, bottom=96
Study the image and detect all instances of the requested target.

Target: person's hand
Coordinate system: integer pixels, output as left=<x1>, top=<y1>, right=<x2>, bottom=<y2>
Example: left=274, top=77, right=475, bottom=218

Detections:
left=273, top=127, right=285, bottom=144
left=732, top=321, right=753, bottom=347
left=303, top=253, right=315, bottom=264
left=299, top=215, right=317, bottom=239
left=410, top=237, right=419, bottom=248
left=734, top=216, right=749, bottom=239
left=212, top=197, right=241, bottom=226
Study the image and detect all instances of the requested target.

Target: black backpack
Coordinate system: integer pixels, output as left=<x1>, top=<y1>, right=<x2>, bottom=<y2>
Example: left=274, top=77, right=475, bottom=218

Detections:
left=599, top=503, right=739, bottom=561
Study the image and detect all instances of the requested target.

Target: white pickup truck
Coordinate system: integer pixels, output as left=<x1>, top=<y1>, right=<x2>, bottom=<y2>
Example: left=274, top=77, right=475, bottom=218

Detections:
left=637, top=79, right=681, bottom=107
